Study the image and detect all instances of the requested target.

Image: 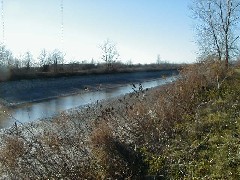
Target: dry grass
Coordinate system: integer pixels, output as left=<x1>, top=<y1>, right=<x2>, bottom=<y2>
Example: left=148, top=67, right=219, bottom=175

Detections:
left=0, top=58, right=233, bottom=179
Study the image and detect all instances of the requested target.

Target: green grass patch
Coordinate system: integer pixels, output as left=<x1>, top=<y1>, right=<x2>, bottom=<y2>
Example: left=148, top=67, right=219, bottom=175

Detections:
left=142, top=69, right=240, bottom=179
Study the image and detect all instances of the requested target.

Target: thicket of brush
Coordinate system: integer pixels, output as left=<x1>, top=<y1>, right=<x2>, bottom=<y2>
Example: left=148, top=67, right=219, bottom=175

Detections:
left=0, top=58, right=239, bottom=179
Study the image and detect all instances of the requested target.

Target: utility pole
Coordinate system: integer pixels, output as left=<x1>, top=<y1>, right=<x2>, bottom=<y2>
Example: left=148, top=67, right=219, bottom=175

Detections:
left=1, top=0, right=5, bottom=44
left=60, top=0, right=64, bottom=51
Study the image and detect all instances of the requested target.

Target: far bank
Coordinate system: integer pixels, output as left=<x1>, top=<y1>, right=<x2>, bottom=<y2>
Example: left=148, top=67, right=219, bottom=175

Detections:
left=0, top=69, right=178, bottom=106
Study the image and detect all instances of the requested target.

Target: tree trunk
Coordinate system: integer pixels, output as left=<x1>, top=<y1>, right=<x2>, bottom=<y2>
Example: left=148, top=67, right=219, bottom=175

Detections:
left=225, top=34, right=229, bottom=69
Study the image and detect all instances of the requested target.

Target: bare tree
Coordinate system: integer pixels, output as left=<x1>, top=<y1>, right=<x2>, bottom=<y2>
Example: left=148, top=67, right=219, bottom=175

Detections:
left=38, top=49, right=49, bottom=67
left=191, top=0, right=240, bottom=67
left=50, top=49, right=64, bottom=73
left=126, top=59, right=133, bottom=66
left=100, top=39, right=119, bottom=70
left=38, top=49, right=51, bottom=72
left=156, top=54, right=162, bottom=64
left=12, top=58, right=21, bottom=69
left=0, top=45, right=13, bottom=67
left=22, top=51, right=33, bottom=70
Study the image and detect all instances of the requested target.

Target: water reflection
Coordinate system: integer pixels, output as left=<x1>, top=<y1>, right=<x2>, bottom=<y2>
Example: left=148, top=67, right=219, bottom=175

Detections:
left=1, top=76, right=176, bottom=128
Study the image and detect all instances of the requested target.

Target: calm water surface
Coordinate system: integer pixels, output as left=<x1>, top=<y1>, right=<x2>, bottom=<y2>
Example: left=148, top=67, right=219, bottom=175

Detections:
left=0, top=76, right=176, bottom=129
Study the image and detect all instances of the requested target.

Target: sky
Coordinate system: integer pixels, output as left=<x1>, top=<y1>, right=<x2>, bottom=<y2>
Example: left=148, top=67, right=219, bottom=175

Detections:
left=0, top=0, right=197, bottom=64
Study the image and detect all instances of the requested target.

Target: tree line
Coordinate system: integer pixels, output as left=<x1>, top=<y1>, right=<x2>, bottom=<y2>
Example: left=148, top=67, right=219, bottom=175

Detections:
left=0, top=46, right=64, bottom=71
left=0, top=39, right=177, bottom=75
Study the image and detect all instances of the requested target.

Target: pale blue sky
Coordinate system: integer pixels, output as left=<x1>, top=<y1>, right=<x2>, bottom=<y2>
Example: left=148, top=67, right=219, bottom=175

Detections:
left=1, top=0, right=197, bottom=64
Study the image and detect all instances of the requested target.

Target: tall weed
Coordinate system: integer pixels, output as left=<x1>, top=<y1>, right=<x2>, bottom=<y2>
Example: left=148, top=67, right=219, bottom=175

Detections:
left=0, top=59, right=232, bottom=178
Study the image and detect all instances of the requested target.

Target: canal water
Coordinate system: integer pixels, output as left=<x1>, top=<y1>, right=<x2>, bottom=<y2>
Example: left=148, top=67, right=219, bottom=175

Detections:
left=0, top=76, right=176, bottom=129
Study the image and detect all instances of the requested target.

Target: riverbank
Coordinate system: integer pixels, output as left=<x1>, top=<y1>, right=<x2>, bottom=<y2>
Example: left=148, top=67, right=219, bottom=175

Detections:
left=5, top=64, right=180, bottom=82
left=0, top=77, right=176, bottom=129
left=0, top=81, right=160, bottom=132
left=0, top=61, right=239, bottom=179
left=0, top=70, right=177, bottom=106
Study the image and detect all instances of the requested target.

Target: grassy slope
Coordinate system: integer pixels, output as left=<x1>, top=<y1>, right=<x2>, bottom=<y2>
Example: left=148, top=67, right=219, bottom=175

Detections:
left=156, top=69, right=240, bottom=179
left=88, top=63, right=240, bottom=179
left=0, top=64, right=239, bottom=179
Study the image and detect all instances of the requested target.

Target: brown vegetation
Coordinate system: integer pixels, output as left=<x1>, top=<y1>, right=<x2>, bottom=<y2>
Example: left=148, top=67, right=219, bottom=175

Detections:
left=0, top=58, right=238, bottom=178
left=2, top=62, right=180, bottom=81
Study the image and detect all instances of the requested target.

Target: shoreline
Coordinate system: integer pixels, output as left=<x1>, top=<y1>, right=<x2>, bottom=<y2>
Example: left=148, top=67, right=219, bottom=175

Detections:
left=6, top=67, right=179, bottom=82
left=0, top=80, right=171, bottom=133
left=0, top=71, right=177, bottom=107
left=0, top=75, right=176, bottom=130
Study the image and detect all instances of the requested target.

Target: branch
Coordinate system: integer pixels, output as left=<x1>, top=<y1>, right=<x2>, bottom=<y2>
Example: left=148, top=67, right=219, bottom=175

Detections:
left=230, top=36, right=239, bottom=48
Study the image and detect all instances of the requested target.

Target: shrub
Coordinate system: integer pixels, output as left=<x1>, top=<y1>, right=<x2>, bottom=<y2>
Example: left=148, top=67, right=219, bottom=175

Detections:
left=1, top=58, right=236, bottom=179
